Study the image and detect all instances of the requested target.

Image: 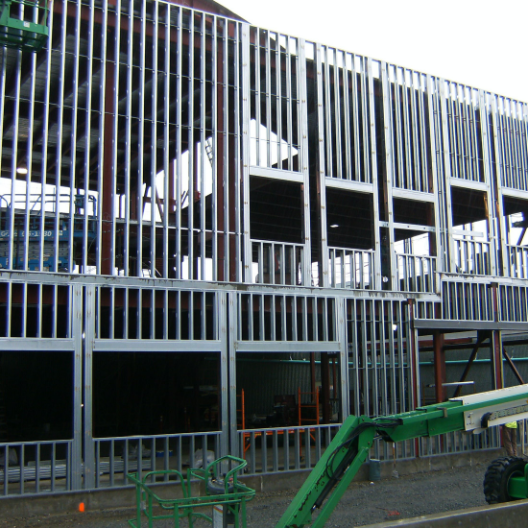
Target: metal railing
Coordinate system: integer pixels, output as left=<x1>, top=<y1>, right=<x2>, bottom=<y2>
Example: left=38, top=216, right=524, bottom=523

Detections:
left=93, top=432, right=221, bottom=489
left=415, top=300, right=439, bottom=320
left=396, top=254, right=436, bottom=293
left=499, top=284, right=528, bottom=322
left=252, top=240, right=304, bottom=286
left=453, top=239, right=491, bottom=275
left=95, top=286, right=220, bottom=341
left=237, top=292, right=337, bottom=342
left=0, top=425, right=510, bottom=498
left=507, top=244, right=528, bottom=279
left=441, top=279, right=494, bottom=321
left=238, top=421, right=501, bottom=476
left=419, top=427, right=500, bottom=457
left=371, top=438, right=417, bottom=462
left=239, top=424, right=339, bottom=475
left=328, top=247, right=374, bottom=289
left=370, top=420, right=501, bottom=462
left=0, top=440, right=73, bottom=497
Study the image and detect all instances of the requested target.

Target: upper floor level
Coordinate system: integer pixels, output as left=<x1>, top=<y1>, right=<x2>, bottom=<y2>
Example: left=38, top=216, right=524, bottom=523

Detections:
left=0, top=0, right=527, bottom=297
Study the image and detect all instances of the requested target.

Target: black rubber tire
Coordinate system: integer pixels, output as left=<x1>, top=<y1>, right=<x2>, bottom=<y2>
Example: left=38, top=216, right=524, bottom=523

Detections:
left=484, top=456, right=527, bottom=504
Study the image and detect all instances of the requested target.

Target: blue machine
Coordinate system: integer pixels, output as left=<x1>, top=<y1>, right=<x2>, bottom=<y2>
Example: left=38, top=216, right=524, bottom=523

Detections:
left=0, top=194, right=97, bottom=272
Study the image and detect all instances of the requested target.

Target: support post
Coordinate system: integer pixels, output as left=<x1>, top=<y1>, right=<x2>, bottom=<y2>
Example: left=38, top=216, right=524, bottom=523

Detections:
left=337, top=297, right=350, bottom=420
left=219, top=291, right=229, bottom=457
left=433, top=331, right=446, bottom=402
left=408, top=299, right=420, bottom=410
left=321, top=353, right=330, bottom=424
left=240, top=24, right=251, bottom=283
left=71, top=284, right=83, bottom=490
left=83, top=285, right=95, bottom=489
left=216, top=27, right=227, bottom=282
left=101, top=22, right=117, bottom=276
left=298, top=39, right=312, bottom=286
left=227, top=291, right=239, bottom=457
left=491, top=285, right=503, bottom=390
left=491, top=330, right=504, bottom=390
left=314, top=43, right=329, bottom=288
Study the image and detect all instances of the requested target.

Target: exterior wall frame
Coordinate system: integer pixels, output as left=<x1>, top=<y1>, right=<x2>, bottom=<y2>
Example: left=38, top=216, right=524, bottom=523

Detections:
left=1, top=0, right=528, bottom=498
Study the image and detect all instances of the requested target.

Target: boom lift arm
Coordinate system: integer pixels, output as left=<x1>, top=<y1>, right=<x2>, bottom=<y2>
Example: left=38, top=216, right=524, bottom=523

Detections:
left=275, top=385, right=528, bottom=528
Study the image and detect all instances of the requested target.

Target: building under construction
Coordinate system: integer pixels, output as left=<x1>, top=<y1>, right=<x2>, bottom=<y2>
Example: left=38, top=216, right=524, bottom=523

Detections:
left=0, top=0, right=528, bottom=496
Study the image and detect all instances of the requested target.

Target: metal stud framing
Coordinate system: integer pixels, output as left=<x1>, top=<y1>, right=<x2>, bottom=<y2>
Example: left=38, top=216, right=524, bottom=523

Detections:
left=1, top=0, right=528, bottom=497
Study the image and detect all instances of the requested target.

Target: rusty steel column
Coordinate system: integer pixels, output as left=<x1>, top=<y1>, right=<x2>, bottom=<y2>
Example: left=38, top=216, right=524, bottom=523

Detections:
left=491, top=330, right=504, bottom=390
left=491, top=285, right=504, bottom=390
left=433, top=331, right=446, bottom=402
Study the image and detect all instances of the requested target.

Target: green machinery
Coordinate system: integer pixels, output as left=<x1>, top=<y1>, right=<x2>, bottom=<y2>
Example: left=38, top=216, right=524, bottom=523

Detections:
left=127, top=455, right=255, bottom=528
left=0, top=0, right=50, bottom=51
left=277, top=384, right=528, bottom=528
left=129, top=385, right=528, bottom=527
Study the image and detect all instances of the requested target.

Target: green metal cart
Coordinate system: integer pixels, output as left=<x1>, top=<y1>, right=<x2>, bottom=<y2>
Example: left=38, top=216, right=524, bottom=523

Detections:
left=127, top=455, right=255, bottom=528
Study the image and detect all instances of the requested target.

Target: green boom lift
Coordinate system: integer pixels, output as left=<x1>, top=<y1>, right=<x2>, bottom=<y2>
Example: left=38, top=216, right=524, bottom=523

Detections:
left=0, top=0, right=50, bottom=52
left=128, top=385, right=528, bottom=527
left=277, top=384, right=528, bottom=527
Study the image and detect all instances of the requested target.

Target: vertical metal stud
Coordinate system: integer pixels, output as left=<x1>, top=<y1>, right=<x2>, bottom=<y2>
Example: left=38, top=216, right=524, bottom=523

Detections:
left=199, top=14, right=206, bottom=280
left=367, top=59, right=381, bottom=290
left=72, top=284, right=83, bottom=490
left=315, top=43, right=329, bottom=288
left=380, top=62, right=397, bottom=290
left=241, top=23, right=251, bottom=282
left=162, top=3, right=170, bottom=279
left=298, top=38, right=312, bottom=286
left=84, top=285, right=95, bottom=489
left=438, top=79, right=456, bottom=273
left=174, top=6, right=182, bottom=279
left=228, top=292, right=238, bottom=456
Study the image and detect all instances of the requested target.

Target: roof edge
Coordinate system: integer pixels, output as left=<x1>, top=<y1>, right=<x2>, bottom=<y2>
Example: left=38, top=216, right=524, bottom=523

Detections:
left=167, top=0, right=248, bottom=22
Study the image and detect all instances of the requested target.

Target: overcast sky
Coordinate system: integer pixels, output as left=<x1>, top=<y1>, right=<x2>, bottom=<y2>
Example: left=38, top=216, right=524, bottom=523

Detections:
left=217, top=0, right=528, bottom=104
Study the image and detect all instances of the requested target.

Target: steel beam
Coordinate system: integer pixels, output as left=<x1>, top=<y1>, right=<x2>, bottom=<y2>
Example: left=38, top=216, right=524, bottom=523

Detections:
left=433, top=331, right=446, bottom=402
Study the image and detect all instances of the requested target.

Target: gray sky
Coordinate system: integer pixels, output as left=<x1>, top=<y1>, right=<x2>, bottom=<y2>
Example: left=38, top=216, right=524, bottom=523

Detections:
left=217, top=0, right=528, bottom=104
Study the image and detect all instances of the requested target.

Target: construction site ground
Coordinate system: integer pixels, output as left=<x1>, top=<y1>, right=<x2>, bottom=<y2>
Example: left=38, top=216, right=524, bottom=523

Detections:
left=0, top=460, right=498, bottom=528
